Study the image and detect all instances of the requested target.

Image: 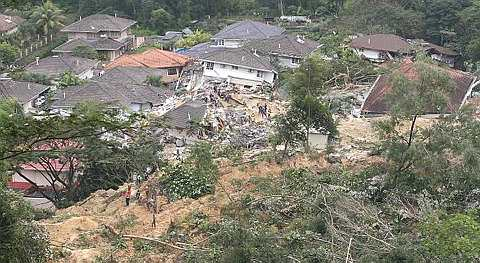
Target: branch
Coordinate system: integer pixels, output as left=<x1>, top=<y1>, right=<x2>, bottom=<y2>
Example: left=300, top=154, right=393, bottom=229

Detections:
left=122, top=235, right=210, bottom=251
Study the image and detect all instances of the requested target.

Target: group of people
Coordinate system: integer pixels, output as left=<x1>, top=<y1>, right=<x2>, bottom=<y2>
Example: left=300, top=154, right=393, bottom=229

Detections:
left=258, top=103, right=270, bottom=119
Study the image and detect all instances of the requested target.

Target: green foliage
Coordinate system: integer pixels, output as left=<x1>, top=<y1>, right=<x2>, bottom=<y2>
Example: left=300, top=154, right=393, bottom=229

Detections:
left=10, top=71, right=51, bottom=85
left=0, top=42, right=19, bottom=65
left=58, top=71, right=84, bottom=87
left=145, top=75, right=165, bottom=88
left=0, top=184, right=51, bottom=263
left=160, top=142, right=218, bottom=200
left=176, top=30, right=212, bottom=48
left=150, top=8, right=174, bottom=35
left=30, top=0, right=66, bottom=35
left=72, top=46, right=99, bottom=60
left=420, top=211, right=480, bottom=261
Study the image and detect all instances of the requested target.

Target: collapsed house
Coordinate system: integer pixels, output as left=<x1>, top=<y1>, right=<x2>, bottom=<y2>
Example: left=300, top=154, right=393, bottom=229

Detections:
left=361, top=59, right=479, bottom=116
left=0, top=79, right=49, bottom=112
left=25, top=55, right=99, bottom=80
left=50, top=81, right=174, bottom=113
left=409, top=39, right=459, bottom=68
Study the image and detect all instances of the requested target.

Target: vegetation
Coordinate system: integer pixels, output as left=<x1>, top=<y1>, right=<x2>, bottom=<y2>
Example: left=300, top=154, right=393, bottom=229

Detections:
left=176, top=30, right=212, bottom=48
left=10, top=71, right=51, bottom=85
left=0, top=42, right=19, bottom=66
left=145, top=75, right=165, bottom=88
left=58, top=71, right=84, bottom=87
left=30, top=0, right=66, bottom=35
left=72, top=46, right=99, bottom=60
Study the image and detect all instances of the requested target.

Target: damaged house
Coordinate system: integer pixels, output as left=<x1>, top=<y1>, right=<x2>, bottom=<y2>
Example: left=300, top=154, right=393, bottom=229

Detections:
left=351, top=34, right=412, bottom=62
left=245, top=34, right=320, bottom=68
left=54, top=14, right=137, bottom=61
left=198, top=47, right=277, bottom=87
left=361, top=59, right=480, bottom=116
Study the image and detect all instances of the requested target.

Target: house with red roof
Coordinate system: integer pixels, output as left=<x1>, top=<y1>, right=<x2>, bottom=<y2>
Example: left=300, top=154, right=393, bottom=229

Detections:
left=106, top=48, right=191, bottom=83
left=361, top=59, right=480, bottom=116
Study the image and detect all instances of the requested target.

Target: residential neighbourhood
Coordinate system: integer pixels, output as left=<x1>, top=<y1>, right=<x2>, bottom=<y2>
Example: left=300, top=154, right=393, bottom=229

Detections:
left=2, top=1, right=480, bottom=262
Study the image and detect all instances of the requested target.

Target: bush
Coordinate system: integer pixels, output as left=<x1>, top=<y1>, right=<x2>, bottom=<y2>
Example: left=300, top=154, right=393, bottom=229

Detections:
left=72, top=45, right=99, bottom=60
left=145, top=75, right=165, bottom=88
left=160, top=163, right=215, bottom=200
left=10, top=71, right=51, bottom=85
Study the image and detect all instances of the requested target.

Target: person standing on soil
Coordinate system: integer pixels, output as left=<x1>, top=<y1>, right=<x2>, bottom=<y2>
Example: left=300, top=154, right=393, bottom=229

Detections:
left=124, top=185, right=132, bottom=207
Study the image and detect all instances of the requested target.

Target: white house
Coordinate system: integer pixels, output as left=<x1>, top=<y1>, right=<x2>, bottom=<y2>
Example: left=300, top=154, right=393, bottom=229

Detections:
left=199, top=48, right=277, bottom=87
left=245, top=34, right=320, bottom=68
left=350, top=34, right=412, bottom=62
left=211, top=20, right=285, bottom=49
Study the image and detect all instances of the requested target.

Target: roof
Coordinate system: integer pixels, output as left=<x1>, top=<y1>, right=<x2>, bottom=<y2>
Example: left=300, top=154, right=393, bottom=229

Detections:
left=61, top=14, right=136, bottom=33
left=163, top=101, right=207, bottom=129
left=199, top=48, right=276, bottom=72
left=53, top=38, right=124, bottom=53
left=245, top=34, right=319, bottom=58
left=0, top=80, right=49, bottom=105
left=96, top=67, right=171, bottom=85
left=212, top=20, right=285, bottom=40
left=106, top=48, right=191, bottom=69
left=416, top=40, right=458, bottom=56
left=351, top=34, right=412, bottom=53
left=25, top=55, right=99, bottom=78
left=0, top=14, right=24, bottom=32
left=51, top=81, right=174, bottom=109
left=361, top=59, right=477, bottom=115
left=179, top=42, right=224, bottom=58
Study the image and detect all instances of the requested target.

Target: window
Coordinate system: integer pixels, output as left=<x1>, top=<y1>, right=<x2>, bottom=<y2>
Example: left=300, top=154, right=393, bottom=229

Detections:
left=232, top=65, right=238, bottom=70
left=248, top=69, right=254, bottom=73
left=291, top=58, right=301, bottom=64
left=167, top=68, right=177, bottom=75
left=217, top=39, right=225, bottom=46
left=206, top=62, right=214, bottom=70
left=87, top=33, right=96, bottom=39
left=257, top=71, right=264, bottom=78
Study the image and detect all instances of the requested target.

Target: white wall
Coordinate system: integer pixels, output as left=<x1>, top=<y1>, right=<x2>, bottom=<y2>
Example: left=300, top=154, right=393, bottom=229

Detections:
left=431, top=54, right=454, bottom=67
left=353, top=48, right=384, bottom=62
left=78, top=69, right=94, bottom=80
left=212, top=39, right=243, bottom=48
left=202, top=61, right=275, bottom=86
left=278, top=56, right=301, bottom=68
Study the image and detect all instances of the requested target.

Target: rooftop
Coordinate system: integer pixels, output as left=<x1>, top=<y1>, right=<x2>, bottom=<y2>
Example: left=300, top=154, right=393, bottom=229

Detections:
left=162, top=101, right=207, bottom=129
left=53, top=38, right=124, bottom=53
left=106, top=48, right=191, bottom=69
left=25, top=55, right=99, bottom=78
left=0, top=14, right=24, bottom=33
left=361, top=59, right=477, bottom=115
left=96, top=67, right=172, bottom=85
left=0, top=80, right=49, bottom=105
left=199, top=47, right=276, bottom=72
left=51, top=81, right=174, bottom=109
left=351, top=34, right=412, bottom=53
left=245, top=34, right=319, bottom=58
left=61, top=14, right=136, bottom=33
left=212, top=20, right=285, bottom=40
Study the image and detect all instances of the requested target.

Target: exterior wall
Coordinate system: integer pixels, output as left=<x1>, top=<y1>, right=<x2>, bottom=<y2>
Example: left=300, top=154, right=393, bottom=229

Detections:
left=202, top=61, right=275, bottom=86
left=212, top=39, right=243, bottom=48
left=308, top=133, right=329, bottom=150
left=431, top=54, right=455, bottom=67
left=68, top=32, right=90, bottom=40
left=68, top=30, right=128, bottom=41
left=22, top=99, right=36, bottom=113
left=130, top=102, right=153, bottom=112
left=278, top=55, right=301, bottom=68
left=78, top=69, right=95, bottom=80
left=353, top=48, right=384, bottom=62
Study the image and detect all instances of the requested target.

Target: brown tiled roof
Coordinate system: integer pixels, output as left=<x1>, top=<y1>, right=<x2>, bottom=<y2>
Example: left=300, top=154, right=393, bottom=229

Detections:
left=199, top=47, right=275, bottom=71
left=0, top=14, right=24, bottom=33
left=361, top=59, right=476, bottom=115
left=351, top=34, right=412, bottom=53
left=0, top=80, right=49, bottom=105
left=53, top=38, right=124, bottom=52
left=25, top=55, right=99, bottom=78
left=61, top=14, right=136, bottom=33
left=213, top=20, right=285, bottom=40
left=106, top=49, right=191, bottom=69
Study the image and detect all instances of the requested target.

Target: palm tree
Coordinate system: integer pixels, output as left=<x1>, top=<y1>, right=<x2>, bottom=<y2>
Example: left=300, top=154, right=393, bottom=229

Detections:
left=30, top=0, right=66, bottom=35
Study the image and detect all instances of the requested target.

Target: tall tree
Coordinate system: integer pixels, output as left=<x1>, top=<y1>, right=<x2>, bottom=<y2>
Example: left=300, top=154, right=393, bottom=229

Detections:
left=30, top=0, right=66, bottom=35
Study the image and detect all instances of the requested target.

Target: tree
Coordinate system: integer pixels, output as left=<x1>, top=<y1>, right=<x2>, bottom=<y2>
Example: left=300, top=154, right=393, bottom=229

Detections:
left=0, top=42, right=19, bottom=66
left=150, top=8, right=174, bottom=35
left=270, top=113, right=305, bottom=158
left=58, top=71, right=84, bottom=87
left=175, top=30, right=212, bottom=48
left=30, top=0, right=66, bottom=35
left=72, top=45, right=99, bottom=60
left=145, top=75, right=165, bottom=88
left=376, top=58, right=454, bottom=188
left=0, top=184, right=51, bottom=263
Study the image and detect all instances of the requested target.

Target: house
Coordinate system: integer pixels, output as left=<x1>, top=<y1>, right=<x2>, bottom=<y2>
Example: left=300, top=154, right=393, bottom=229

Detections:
left=409, top=39, right=459, bottom=68
left=163, top=101, right=208, bottom=130
left=0, top=79, right=49, bottom=112
left=53, top=37, right=126, bottom=61
left=25, top=55, right=99, bottom=80
left=361, top=59, right=479, bottom=116
left=245, top=34, right=320, bottom=68
left=0, top=14, right=24, bottom=36
left=56, top=14, right=137, bottom=61
left=211, top=20, right=285, bottom=48
left=351, top=34, right=413, bottom=62
left=61, top=14, right=136, bottom=41
left=106, top=48, right=191, bottom=82
left=279, top=16, right=311, bottom=24
left=198, top=47, right=277, bottom=87
left=51, top=81, right=174, bottom=112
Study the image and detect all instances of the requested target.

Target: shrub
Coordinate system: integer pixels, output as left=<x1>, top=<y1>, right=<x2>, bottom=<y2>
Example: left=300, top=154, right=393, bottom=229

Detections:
left=145, top=75, right=165, bottom=88
left=160, top=163, right=214, bottom=200
left=72, top=45, right=99, bottom=60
